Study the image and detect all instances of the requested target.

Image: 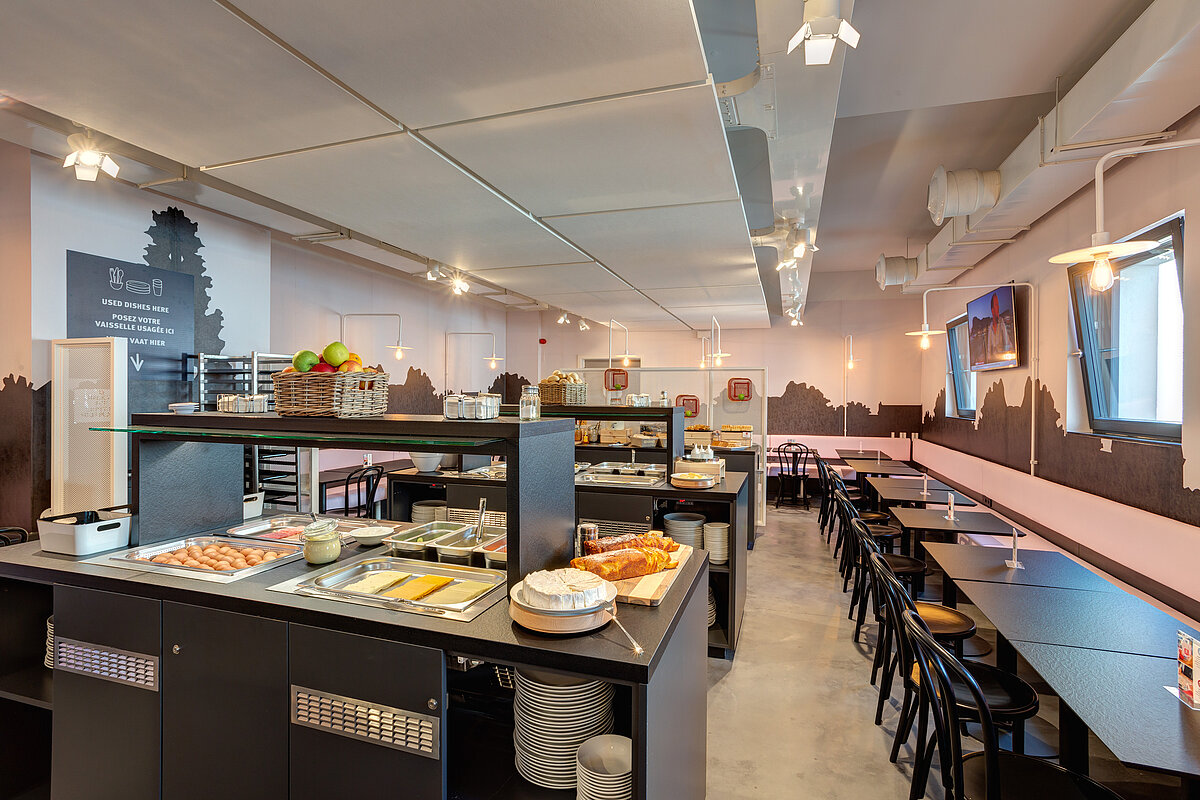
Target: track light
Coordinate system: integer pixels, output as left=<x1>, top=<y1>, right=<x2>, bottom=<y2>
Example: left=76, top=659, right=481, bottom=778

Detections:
left=556, top=312, right=570, bottom=325
left=578, top=319, right=590, bottom=332
left=451, top=277, right=469, bottom=295
left=787, top=1, right=861, bottom=66
left=426, top=263, right=442, bottom=281
left=791, top=318, right=800, bottom=327
left=63, top=133, right=118, bottom=181
left=776, top=257, right=797, bottom=271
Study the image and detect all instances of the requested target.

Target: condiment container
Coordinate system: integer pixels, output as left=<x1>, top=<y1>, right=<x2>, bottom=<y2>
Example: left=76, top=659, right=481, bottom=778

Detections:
left=461, top=395, right=478, bottom=419
left=302, top=519, right=342, bottom=564
left=481, top=537, right=508, bottom=570
left=443, top=394, right=463, bottom=419
left=575, top=522, right=599, bottom=558
left=519, top=385, right=540, bottom=420
left=433, top=525, right=504, bottom=566
left=382, top=521, right=471, bottom=558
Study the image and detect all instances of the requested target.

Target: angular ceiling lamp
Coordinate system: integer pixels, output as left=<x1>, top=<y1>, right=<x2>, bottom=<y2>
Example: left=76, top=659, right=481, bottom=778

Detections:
left=425, top=262, right=443, bottom=281
left=556, top=312, right=571, bottom=325
left=451, top=276, right=469, bottom=295
left=787, top=0, right=860, bottom=66
left=63, top=133, right=119, bottom=181
left=1049, top=137, right=1200, bottom=291
left=578, top=318, right=590, bottom=332
left=789, top=226, right=819, bottom=259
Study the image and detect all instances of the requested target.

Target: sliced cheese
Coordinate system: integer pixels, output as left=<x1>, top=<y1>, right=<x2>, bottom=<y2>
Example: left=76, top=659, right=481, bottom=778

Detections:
left=424, top=580, right=493, bottom=606
left=522, top=568, right=609, bottom=610
left=342, top=570, right=410, bottom=595
left=382, top=575, right=452, bottom=601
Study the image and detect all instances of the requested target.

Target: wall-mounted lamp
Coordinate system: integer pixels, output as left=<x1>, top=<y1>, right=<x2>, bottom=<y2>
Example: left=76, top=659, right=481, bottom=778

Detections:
left=1049, top=137, right=1200, bottom=291
left=444, top=331, right=504, bottom=393
left=339, top=313, right=411, bottom=362
left=608, top=319, right=633, bottom=368
left=709, top=316, right=731, bottom=367
left=699, top=337, right=710, bottom=369
left=63, top=133, right=119, bottom=181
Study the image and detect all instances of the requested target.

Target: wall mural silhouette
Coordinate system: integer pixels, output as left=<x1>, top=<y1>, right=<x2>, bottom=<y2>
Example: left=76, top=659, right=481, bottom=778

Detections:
left=767, top=381, right=921, bottom=437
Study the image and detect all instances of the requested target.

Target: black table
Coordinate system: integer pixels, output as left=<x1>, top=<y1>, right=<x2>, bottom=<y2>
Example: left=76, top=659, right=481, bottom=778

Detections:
left=873, top=486, right=975, bottom=508
left=891, top=506, right=1019, bottom=558
left=1015, top=641, right=1200, bottom=793
left=835, top=448, right=889, bottom=459
left=844, top=458, right=922, bottom=478
left=867, top=475, right=953, bottom=492
left=318, top=458, right=411, bottom=513
left=956, top=580, right=1200, bottom=662
left=924, top=542, right=1124, bottom=601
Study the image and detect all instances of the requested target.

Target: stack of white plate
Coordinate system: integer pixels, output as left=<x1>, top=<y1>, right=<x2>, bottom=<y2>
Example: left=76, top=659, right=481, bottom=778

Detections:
left=663, top=512, right=705, bottom=549
left=411, top=500, right=448, bottom=524
left=576, top=734, right=632, bottom=800
left=514, top=668, right=615, bottom=790
left=704, top=522, right=729, bottom=565
left=44, top=616, right=54, bottom=669
left=707, top=587, right=717, bottom=628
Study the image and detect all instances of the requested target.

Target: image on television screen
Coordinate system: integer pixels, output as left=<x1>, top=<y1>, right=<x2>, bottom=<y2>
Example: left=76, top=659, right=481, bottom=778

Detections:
left=966, top=286, right=1019, bottom=371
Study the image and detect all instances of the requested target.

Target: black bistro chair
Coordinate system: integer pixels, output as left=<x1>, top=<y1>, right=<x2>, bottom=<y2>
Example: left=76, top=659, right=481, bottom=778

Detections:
left=341, top=465, right=384, bottom=519
left=774, top=442, right=812, bottom=509
left=900, top=609, right=1119, bottom=800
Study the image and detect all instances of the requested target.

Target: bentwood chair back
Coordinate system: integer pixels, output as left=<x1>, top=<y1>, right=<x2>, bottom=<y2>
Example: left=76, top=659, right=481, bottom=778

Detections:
left=342, top=465, right=384, bottom=519
left=774, top=442, right=812, bottom=509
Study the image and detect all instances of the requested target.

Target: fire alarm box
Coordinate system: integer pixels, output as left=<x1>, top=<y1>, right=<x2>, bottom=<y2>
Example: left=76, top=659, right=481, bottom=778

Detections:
left=604, top=368, right=628, bottom=391
left=727, top=378, right=752, bottom=402
left=675, top=395, right=700, bottom=418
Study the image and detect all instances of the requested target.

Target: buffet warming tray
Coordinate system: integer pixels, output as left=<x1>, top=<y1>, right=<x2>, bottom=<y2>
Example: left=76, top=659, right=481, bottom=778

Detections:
left=85, top=537, right=305, bottom=583
left=576, top=473, right=664, bottom=488
left=226, top=515, right=388, bottom=544
left=266, top=555, right=506, bottom=622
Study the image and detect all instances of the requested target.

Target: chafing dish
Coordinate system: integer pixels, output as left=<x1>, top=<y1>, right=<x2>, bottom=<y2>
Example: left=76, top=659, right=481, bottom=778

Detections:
left=226, top=515, right=377, bottom=544
left=586, top=461, right=629, bottom=473
left=382, top=521, right=471, bottom=557
left=89, top=537, right=303, bottom=583
left=576, top=473, right=664, bottom=487
left=430, top=525, right=504, bottom=565
left=268, top=555, right=505, bottom=622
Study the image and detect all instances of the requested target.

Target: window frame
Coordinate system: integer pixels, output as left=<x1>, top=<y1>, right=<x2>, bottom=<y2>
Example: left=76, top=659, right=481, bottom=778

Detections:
left=945, top=314, right=976, bottom=420
left=1067, top=216, right=1184, bottom=442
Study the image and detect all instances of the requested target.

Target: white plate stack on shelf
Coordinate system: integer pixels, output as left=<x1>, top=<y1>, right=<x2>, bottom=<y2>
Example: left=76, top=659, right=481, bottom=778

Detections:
left=514, top=668, right=615, bottom=790
left=663, top=512, right=705, bottom=550
left=576, top=734, right=633, bottom=800
left=410, top=500, right=448, bottom=524
left=707, top=587, right=717, bottom=628
left=44, top=616, right=54, bottom=669
left=703, top=522, right=729, bottom=565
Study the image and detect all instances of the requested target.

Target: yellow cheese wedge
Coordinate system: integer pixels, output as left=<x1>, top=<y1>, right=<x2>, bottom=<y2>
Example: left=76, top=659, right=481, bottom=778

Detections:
left=382, top=575, right=453, bottom=601
left=423, top=580, right=493, bottom=606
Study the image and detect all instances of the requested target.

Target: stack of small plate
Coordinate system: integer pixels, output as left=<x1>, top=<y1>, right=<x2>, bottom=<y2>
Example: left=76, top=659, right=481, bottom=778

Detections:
left=44, top=616, right=54, bottom=669
left=514, top=668, right=615, bottom=790
left=707, top=587, right=718, bottom=628
left=663, top=512, right=705, bottom=549
left=704, top=522, right=729, bottom=565
left=576, top=734, right=632, bottom=800
left=411, top=500, right=448, bottom=524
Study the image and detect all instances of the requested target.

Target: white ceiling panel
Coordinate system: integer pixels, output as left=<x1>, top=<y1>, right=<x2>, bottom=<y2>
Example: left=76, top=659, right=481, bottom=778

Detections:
left=205, top=133, right=586, bottom=270
left=644, top=284, right=765, bottom=307
left=666, top=304, right=770, bottom=329
left=536, top=290, right=665, bottom=319
left=424, top=84, right=738, bottom=217
left=0, top=0, right=397, bottom=166
left=145, top=180, right=323, bottom=237
left=317, top=238, right=426, bottom=273
left=549, top=201, right=758, bottom=290
left=228, top=0, right=709, bottom=128
left=468, top=263, right=630, bottom=295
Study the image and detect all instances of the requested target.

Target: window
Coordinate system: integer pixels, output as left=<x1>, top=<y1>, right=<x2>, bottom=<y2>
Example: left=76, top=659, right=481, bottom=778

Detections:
left=946, top=315, right=975, bottom=419
left=1068, top=216, right=1184, bottom=440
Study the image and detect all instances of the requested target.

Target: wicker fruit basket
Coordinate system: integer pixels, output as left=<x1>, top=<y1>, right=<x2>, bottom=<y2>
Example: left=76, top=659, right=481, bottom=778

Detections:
left=271, top=371, right=389, bottom=418
left=538, top=380, right=588, bottom=405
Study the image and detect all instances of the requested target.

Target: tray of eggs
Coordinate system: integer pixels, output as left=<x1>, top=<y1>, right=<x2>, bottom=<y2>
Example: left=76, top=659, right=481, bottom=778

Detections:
left=109, top=537, right=304, bottom=582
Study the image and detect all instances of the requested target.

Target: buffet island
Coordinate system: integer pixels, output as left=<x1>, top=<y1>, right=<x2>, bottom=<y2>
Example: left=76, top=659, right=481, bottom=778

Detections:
left=0, top=413, right=707, bottom=800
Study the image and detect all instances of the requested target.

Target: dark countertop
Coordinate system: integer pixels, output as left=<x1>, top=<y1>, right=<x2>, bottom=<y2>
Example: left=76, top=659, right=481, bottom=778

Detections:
left=387, top=468, right=750, bottom=502
left=0, top=538, right=707, bottom=685
left=130, top=411, right=574, bottom=440
left=923, top=542, right=1124, bottom=593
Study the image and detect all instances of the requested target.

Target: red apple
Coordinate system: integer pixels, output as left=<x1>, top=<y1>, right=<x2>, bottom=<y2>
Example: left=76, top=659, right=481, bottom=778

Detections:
left=309, top=362, right=336, bottom=373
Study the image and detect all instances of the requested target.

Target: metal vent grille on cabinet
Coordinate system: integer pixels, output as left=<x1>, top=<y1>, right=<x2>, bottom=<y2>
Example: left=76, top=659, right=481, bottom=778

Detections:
left=447, top=508, right=507, bottom=528
left=54, top=637, right=158, bottom=691
left=291, top=686, right=440, bottom=759
left=51, top=338, right=128, bottom=515
left=579, top=517, right=651, bottom=537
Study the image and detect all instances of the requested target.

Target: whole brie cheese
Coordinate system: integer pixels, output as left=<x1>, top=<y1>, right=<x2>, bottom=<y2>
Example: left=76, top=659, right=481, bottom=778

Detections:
left=523, top=568, right=609, bottom=610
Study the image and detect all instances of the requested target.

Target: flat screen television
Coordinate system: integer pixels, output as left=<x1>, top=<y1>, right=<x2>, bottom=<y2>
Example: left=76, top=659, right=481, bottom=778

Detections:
left=966, top=286, right=1020, bottom=371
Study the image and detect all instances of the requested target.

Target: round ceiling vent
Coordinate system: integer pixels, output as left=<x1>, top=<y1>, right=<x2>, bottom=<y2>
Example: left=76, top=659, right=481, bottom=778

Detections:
left=928, top=166, right=1001, bottom=226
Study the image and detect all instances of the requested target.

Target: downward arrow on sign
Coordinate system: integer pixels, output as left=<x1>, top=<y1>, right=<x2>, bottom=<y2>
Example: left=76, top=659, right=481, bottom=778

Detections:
left=130, top=354, right=144, bottom=371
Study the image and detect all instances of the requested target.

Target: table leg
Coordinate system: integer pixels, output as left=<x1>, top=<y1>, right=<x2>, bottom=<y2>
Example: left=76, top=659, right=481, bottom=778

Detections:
left=943, top=577, right=958, bottom=609
left=1182, top=777, right=1200, bottom=800
left=996, top=633, right=1017, bottom=673
left=1058, top=701, right=1089, bottom=777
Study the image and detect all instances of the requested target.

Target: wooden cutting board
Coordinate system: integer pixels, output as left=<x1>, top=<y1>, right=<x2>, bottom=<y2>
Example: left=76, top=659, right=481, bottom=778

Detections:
left=613, top=545, right=693, bottom=607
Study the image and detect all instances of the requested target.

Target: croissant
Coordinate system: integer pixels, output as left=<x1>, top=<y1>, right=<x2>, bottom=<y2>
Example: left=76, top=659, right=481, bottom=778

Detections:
left=570, top=547, right=674, bottom=581
left=584, top=533, right=679, bottom=555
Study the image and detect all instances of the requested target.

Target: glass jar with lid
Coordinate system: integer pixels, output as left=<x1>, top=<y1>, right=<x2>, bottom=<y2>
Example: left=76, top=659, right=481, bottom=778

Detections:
left=302, top=518, right=341, bottom=565
left=519, top=385, right=541, bottom=420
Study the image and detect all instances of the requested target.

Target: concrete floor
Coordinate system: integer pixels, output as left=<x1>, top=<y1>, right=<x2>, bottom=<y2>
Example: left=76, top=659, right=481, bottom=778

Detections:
left=706, top=506, right=1182, bottom=799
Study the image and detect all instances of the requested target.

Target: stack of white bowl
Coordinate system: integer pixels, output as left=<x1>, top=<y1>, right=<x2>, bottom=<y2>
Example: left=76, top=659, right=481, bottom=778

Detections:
left=411, top=500, right=447, bottom=524
left=576, top=734, right=633, bottom=800
left=44, top=616, right=54, bottom=669
left=663, top=512, right=705, bottom=549
left=707, top=587, right=718, bottom=628
left=703, top=522, right=729, bottom=565
left=514, top=668, right=614, bottom=790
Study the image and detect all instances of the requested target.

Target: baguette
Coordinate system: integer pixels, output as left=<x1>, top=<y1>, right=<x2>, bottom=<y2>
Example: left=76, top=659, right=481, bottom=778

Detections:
left=584, top=533, right=679, bottom=555
left=570, top=547, right=674, bottom=582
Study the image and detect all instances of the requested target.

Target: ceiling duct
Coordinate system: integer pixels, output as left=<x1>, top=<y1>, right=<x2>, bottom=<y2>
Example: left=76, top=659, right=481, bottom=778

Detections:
left=875, top=254, right=919, bottom=289
left=727, top=125, right=775, bottom=236
left=692, top=0, right=761, bottom=97
left=927, top=166, right=1001, bottom=226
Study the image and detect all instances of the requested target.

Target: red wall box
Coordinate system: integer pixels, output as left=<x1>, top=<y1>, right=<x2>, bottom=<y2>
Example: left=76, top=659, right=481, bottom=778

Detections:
left=727, top=378, right=752, bottom=402
left=675, top=395, right=700, bottom=418
left=604, top=368, right=628, bottom=391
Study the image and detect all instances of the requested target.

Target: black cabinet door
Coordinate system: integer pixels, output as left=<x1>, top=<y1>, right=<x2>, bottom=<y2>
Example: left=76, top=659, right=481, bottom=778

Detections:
left=52, top=585, right=161, bottom=800
left=161, top=602, right=288, bottom=800
left=289, top=625, right=446, bottom=800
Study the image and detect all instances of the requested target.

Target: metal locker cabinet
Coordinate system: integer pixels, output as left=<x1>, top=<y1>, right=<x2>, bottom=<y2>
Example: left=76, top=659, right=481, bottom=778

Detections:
left=51, top=585, right=161, bottom=800
left=161, top=602, right=288, bottom=799
left=288, top=624, right=446, bottom=798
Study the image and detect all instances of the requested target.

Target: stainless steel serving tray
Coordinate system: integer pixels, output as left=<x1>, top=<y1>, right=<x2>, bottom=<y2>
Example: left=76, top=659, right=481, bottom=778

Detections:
left=267, top=555, right=506, bottom=622
left=382, top=521, right=471, bottom=555
left=430, top=526, right=504, bottom=564
left=226, top=515, right=380, bottom=544
left=87, top=537, right=304, bottom=584
left=576, top=473, right=664, bottom=488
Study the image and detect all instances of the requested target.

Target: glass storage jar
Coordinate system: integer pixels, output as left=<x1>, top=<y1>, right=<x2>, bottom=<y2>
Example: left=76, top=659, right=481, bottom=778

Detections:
left=519, top=385, right=541, bottom=420
left=302, top=519, right=341, bottom=565
left=443, top=394, right=463, bottom=419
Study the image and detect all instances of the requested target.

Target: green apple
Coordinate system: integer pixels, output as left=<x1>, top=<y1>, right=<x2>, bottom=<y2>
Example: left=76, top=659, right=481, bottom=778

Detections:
left=292, top=350, right=320, bottom=372
left=323, top=341, right=350, bottom=367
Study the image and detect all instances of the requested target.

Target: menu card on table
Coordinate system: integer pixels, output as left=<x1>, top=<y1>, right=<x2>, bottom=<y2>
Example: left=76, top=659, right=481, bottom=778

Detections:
left=1179, top=631, right=1199, bottom=708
